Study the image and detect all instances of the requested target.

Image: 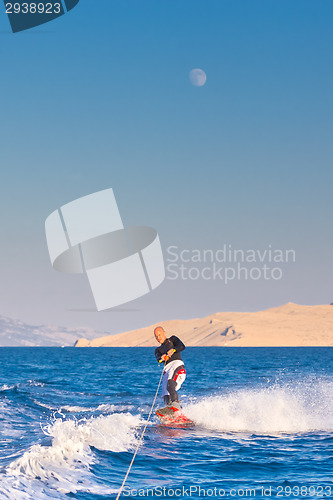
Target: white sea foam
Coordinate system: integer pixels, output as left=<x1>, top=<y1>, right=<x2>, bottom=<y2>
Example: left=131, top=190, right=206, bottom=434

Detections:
left=32, top=400, right=57, bottom=411
left=0, top=384, right=16, bottom=392
left=184, top=380, right=333, bottom=434
left=32, top=400, right=133, bottom=415
left=0, top=412, right=142, bottom=499
left=59, top=405, right=95, bottom=413
left=27, top=380, right=45, bottom=387
left=96, top=403, right=133, bottom=413
left=32, top=401, right=95, bottom=414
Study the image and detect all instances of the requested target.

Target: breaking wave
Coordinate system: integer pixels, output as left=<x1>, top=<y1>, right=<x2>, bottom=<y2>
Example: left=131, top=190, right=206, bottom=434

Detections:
left=184, top=380, right=333, bottom=434
left=0, top=412, right=142, bottom=499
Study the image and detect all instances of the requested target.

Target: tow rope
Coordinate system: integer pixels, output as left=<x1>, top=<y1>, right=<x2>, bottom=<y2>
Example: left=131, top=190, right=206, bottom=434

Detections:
left=115, top=363, right=165, bottom=500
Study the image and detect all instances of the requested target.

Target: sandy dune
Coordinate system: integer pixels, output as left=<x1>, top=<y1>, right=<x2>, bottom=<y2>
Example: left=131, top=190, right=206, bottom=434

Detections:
left=74, top=303, right=333, bottom=347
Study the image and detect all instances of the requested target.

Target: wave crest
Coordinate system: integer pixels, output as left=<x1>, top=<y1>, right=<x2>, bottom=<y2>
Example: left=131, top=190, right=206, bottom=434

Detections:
left=3, top=412, right=142, bottom=497
left=184, top=381, right=333, bottom=434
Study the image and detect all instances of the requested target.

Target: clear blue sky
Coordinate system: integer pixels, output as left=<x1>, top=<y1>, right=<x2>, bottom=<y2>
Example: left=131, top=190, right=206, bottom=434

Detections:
left=0, top=1, right=332, bottom=334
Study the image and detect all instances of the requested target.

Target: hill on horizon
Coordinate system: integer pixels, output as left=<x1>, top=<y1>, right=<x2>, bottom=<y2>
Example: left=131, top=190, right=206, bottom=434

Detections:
left=75, top=303, right=333, bottom=348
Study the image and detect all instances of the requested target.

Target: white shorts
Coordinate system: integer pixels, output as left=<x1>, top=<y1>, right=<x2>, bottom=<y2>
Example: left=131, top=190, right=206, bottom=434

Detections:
left=162, top=360, right=186, bottom=397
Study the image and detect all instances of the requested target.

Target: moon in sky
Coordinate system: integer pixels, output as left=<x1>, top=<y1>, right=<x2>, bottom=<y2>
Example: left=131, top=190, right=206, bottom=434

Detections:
left=189, top=68, right=207, bottom=87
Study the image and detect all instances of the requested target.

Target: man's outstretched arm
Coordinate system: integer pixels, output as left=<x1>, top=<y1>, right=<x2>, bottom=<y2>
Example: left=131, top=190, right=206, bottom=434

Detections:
left=170, top=336, right=185, bottom=352
left=155, top=347, right=162, bottom=362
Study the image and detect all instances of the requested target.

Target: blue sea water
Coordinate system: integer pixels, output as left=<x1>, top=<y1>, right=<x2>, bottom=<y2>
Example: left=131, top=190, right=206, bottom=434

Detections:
left=0, top=347, right=332, bottom=500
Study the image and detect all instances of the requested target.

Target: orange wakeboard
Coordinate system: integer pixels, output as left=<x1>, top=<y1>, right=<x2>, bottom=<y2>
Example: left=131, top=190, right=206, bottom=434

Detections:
left=155, top=404, right=195, bottom=428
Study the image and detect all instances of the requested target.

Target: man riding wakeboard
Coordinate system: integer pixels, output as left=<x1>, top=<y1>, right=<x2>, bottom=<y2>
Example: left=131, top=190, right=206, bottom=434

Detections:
left=154, top=326, right=186, bottom=409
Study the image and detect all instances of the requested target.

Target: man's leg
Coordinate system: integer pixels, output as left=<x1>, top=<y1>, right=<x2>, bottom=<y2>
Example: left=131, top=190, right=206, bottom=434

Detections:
left=163, top=395, right=170, bottom=405
left=167, top=380, right=178, bottom=403
left=167, top=365, right=186, bottom=404
left=161, top=369, right=170, bottom=405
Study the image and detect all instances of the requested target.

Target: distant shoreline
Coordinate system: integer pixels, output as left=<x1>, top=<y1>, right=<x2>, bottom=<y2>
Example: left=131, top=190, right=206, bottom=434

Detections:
left=74, top=303, right=333, bottom=348
left=1, top=346, right=332, bottom=349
